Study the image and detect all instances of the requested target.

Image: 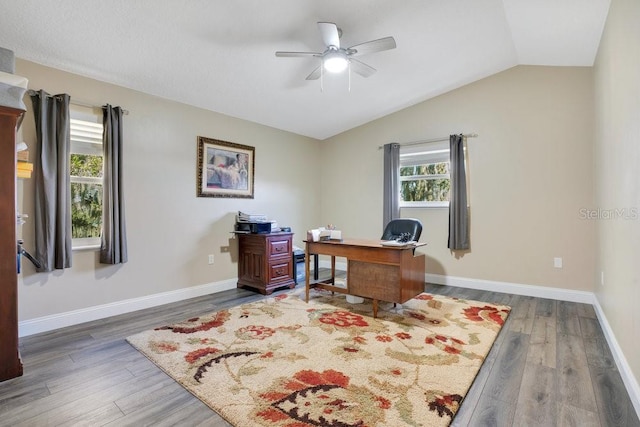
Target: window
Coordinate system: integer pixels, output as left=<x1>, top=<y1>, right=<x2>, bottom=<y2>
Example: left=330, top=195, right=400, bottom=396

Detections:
left=399, top=141, right=450, bottom=208
left=70, top=108, right=103, bottom=249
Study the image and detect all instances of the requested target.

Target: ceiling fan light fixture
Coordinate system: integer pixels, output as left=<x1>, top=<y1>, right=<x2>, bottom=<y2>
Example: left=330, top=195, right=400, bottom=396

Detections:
left=323, top=51, right=349, bottom=73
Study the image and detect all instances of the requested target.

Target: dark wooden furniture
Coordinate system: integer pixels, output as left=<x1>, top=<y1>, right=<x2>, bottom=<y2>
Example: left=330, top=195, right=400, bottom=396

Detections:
left=305, top=238, right=426, bottom=317
left=237, top=232, right=295, bottom=294
left=0, top=105, right=24, bottom=381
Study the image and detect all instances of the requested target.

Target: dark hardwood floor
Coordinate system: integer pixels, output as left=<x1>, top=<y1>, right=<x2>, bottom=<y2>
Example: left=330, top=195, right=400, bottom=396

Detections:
left=1, top=276, right=638, bottom=426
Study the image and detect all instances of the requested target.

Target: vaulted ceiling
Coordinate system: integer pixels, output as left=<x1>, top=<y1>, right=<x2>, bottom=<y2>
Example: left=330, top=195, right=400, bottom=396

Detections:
left=0, top=0, right=610, bottom=140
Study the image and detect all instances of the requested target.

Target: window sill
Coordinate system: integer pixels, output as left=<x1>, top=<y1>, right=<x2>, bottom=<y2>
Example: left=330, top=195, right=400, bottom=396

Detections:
left=400, top=202, right=449, bottom=209
left=72, top=244, right=100, bottom=251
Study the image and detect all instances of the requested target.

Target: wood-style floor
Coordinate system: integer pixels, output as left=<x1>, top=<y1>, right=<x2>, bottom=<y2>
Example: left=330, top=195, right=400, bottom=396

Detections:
left=1, top=278, right=638, bottom=426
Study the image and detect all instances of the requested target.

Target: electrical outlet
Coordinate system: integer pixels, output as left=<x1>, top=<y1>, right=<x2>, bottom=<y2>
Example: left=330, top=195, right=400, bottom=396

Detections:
left=208, top=254, right=214, bottom=264
left=601, top=271, right=605, bottom=287
left=554, top=257, right=563, bottom=268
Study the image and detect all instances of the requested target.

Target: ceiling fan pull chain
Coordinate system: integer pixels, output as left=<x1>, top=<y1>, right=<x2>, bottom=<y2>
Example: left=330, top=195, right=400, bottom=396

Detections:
left=348, top=61, right=351, bottom=93
left=320, top=61, right=324, bottom=92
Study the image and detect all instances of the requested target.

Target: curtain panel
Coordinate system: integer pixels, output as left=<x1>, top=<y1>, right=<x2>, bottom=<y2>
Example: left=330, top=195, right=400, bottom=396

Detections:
left=29, top=90, right=72, bottom=271
left=100, top=105, right=128, bottom=264
left=448, top=134, right=469, bottom=250
left=383, top=143, right=400, bottom=229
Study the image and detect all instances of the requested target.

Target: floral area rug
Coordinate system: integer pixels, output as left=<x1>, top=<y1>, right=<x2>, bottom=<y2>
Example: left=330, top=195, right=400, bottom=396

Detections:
left=126, top=289, right=510, bottom=427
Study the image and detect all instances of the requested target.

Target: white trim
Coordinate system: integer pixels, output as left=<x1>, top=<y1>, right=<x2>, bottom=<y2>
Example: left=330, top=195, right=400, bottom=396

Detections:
left=425, top=273, right=594, bottom=303
left=72, top=243, right=100, bottom=251
left=324, top=262, right=600, bottom=300
left=18, top=279, right=237, bottom=337
left=400, top=201, right=450, bottom=209
left=592, top=296, right=640, bottom=416
left=72, top=237, right=101, bottom=250
left=323, top=262, right=591, bottom=302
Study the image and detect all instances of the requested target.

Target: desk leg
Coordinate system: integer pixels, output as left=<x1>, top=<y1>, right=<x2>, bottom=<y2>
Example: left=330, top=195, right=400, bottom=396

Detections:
left=305, top=247, right=310, bottom=303
left=331, top=256, right=336, bottom=294
left=372, top=300, right=378, bottom=318
left=313, top=254, right=319, bottom=280
left=331, top=256, right=336, bottom=284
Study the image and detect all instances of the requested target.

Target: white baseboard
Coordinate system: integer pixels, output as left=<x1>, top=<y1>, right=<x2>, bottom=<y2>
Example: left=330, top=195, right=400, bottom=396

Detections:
left=425, top=273, right=595, bottom=303
left=319, top=262, right=590, bottom=303
left=18, top=279, right=237, bottom=338
left=591, top=296, right=640, bottom=417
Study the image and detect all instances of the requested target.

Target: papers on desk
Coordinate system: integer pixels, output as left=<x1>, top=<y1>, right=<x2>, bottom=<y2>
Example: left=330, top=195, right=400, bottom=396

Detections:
left=307, top=227, right=342, bottom=242
left=380, top=240, right=417, bottom=247
left=237, top=211, right=267, bottom=222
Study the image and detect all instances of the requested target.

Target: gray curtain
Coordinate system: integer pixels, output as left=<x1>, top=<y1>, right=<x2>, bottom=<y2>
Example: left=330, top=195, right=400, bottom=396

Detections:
left=100, top=105, right=128, bottom=264
left=383, top=143, right=400, bottom=229
left=29, top=90, right=72, bottom=271
left=448, top=134, right=469, bottom=250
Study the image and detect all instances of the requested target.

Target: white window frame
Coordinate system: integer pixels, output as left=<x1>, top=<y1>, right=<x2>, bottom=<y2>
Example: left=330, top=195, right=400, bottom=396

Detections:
left=70, top=108, right=103, bottom=250
left=399, top=141, right=450, bottom=208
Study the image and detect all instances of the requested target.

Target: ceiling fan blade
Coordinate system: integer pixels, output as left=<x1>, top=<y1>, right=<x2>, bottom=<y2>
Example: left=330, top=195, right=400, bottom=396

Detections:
left=275, top=51, right=321, bottom=57
left=318, top=22, right=340, bottom=48
left=348, top=36, right=396, bottom=56
left=350, top=59, right=377, bottom=78
left=305, top=66, right=322, bottom=80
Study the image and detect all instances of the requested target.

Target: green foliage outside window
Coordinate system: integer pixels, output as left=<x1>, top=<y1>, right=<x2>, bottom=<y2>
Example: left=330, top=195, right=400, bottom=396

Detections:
left=70, top=154, right=103, bottom=239
left=400, top=162, right=450, bottom=202
left=71, top=153, right=102, bottom=178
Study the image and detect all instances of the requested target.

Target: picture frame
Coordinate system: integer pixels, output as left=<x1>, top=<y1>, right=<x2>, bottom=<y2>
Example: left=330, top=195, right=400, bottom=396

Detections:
left=196, top=136, right=255, bottom=198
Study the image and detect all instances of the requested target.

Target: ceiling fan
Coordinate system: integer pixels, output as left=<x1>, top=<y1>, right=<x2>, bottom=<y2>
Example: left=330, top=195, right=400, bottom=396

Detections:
left=275, top=22, right=396, bottom=81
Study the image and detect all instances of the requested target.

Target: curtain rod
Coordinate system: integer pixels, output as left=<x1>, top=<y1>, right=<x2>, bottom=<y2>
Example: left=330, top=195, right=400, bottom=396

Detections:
left=70, top=98, right=130, bottom=116
left=26, top=89, right=129, bottom=115
left=378, top=133, right=478, bottom=149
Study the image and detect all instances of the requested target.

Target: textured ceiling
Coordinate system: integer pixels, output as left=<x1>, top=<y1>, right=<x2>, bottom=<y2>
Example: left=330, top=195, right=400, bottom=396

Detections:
left=0, top=0, right=610, bottom=140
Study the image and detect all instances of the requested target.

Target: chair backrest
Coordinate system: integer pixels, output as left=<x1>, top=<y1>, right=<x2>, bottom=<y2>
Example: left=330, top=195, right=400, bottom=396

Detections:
left=381, top=218, right=423, bottom=242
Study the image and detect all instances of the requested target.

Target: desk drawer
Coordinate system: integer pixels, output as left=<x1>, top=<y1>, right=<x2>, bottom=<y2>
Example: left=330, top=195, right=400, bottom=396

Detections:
left=269, top=259, right=292, bottom=282
left=269, top=238, right=291, bottom=257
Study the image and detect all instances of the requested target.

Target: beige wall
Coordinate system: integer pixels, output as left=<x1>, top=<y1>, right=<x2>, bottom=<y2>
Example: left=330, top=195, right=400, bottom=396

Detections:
left=15, top=61, right=599, bottom=326
left=16, top=59, right=321, bottom=320
left=593, top=0, right=640, bottom=383
left=320, top=65, right=595, bottom=291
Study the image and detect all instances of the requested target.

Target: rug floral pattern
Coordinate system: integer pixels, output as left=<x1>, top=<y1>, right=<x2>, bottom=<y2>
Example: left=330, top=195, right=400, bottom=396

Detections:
left=126, top=289, right=510, bottom=427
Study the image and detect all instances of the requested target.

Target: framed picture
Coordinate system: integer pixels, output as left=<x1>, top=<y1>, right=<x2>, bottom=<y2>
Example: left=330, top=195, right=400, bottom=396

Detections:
left=197, top=136, right=255, bottom=198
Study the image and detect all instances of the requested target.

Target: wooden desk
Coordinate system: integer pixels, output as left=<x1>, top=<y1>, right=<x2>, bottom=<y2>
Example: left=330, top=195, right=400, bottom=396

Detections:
left=304, top=239, right=426, bottom=317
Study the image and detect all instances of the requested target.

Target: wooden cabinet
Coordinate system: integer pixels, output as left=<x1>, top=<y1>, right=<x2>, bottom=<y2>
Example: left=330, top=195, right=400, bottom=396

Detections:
left=237, top=232, right=295, bottom=295
left=0, top=105, right=24, bottom=381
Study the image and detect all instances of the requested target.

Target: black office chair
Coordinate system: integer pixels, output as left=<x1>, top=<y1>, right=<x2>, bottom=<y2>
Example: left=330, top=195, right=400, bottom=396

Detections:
left=381, top=218, right=423, bottom=242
